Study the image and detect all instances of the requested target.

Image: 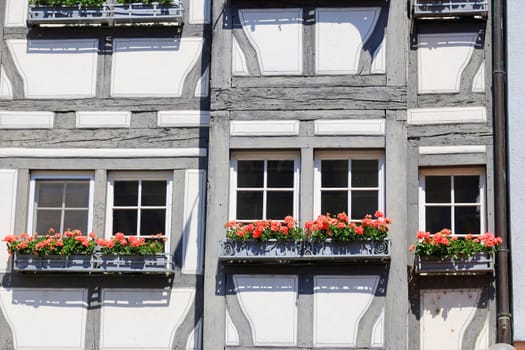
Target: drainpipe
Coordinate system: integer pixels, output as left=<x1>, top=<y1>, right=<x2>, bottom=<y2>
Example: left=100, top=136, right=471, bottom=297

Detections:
left=493, top=0, right=512, bottom=344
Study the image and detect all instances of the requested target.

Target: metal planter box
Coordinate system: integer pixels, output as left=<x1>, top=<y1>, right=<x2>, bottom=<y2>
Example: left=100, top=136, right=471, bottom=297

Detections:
left=413, top=0, right=488, bottom=18
left=219, top=240, right=302, bottom=262
left=415, top=252, right=494, bottom=275
left=13, top=253, right=174, bottom=274
left=304, top=239, right=391, bottom=261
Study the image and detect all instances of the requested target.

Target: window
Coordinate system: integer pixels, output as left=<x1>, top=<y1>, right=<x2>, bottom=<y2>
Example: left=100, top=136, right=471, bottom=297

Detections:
left=107, top=172, right=172, bottom=237
left=419, top=168, right=485, bottom=234
left=28, top=173, right=94, bottom=235
left=230, top=152, right=300, bottom=221
left=314, top=151, right=384, bottom=220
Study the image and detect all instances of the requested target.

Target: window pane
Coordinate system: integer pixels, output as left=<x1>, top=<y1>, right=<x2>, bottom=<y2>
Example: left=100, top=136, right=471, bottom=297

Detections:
left=321, top=160, right=348, bottom=188
left=237, top=161, right=264, bottom=188
left=142, top=181, right=167, bottom=206
left=114, top=181, right=139, bottom=206
left=113, top=209, right=138, bottom=235
left=425, top=206, right=451, bottom=233
left=321, top=191, right=347, bottom=215
left=352, top=160, right=378, bottom=187
left=267, top=160, right=294, bottom=188
left=237, top=191, right=263, bottom=220
left=454, top=176, right=480, bottom=203
left=351, top=191, right=378, bottom=219
left=141, top=209, right=166, bottom=235
left=37, top=182, right=63, bottom=207
left=267, top=192, right=293, bottom=220
left=65, top=182, right=90, bottom=208
left=455, top=206, right=480, bottom=234
left=63, top=210, right=88, bottom=233
left=425, top=176, right=451, bottom=203
left=35, top=209, right=62, bottom=234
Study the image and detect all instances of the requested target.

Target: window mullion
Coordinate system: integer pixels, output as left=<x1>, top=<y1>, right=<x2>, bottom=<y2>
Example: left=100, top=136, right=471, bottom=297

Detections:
left=137, top=180, right=142, bottom=236
left=60, top=182, right=67, bottom=233
left=450, top=176, right=455, bottom=233
left=262, top=160, right=268, bottom=220
left=347, top=159, right=352, bottom=217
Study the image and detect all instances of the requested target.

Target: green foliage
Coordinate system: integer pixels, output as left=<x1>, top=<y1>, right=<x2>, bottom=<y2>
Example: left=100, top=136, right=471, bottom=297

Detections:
left=115, top=0, right=174, bottom=4
left=30, top=0, right=106, bottom=6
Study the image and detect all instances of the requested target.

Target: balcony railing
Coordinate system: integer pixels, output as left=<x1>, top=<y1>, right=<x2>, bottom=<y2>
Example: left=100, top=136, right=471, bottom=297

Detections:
left=413, top=0, right=488, bottom=18
left=27, top=1, right=184, bottom=26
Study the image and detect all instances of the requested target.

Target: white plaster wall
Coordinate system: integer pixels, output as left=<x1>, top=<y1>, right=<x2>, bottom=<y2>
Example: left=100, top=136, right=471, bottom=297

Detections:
left=371, top=39, right=386, bottom=74
left=158, top=111, right=210, bottom=127
left=507, top=0, right=525, bottom=341
left=420, top=289, right=483, bottom=350
left=101, top=288, right=195, bottom=349
left=418, top=33, right=477, bottom=93
left=233, top=275, right=298, bottom=346
left=225, top=310, right=240, bottom=346
left=189, top=0, right=211, bottom=24
left=182, top=170, right=206, bottom=275
left=7, top=39, right=98, bottom=99
left=0, top=111, right=54, bottom=129
left=194, top=66, right=209, bottom=97
left=232, top=37, right=250, bottom=76
left=0, top=288, right=87, bottom=350
left=315, top=8, right=380, bottom=75
left=76, top=111, right=131, bottom=128
left=5, top=0, right=28, bottom=27
left=230, top=120, right=300, bottom=136
left=407, top=106, right=487, bottom=125
left=0, top=66, right=14, bottom=99
left=472, top=61, right=485, bottom=92
left=0, top=170, right=17, bottom=272
left=239, top=9, right=303, bottom=75
left=313, top=276, right=379, bottom=347
left=111, top=38, right=203, bottom=97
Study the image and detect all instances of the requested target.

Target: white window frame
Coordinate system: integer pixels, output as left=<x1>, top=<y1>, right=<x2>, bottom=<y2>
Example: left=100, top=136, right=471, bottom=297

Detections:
left=27, top=171, right=95, bottom=235
left=106, top=171, right=173, bottom=245
left=314, top=150, right=385, bottom=219
left=418, top=167, right=486, bottom=234
left=229, top=151, right=300, bottom=221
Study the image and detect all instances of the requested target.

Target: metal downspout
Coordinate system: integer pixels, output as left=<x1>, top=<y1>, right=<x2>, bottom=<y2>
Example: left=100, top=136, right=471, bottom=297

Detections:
left=493, top=0, right=512, bottom=344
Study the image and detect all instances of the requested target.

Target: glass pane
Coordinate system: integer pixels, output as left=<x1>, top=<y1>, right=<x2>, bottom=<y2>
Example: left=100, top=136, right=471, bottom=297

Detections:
left=142, top=181, right=167, bottom=206
left=236, top=191, right=263, bottom=220
left=237, top=161, right=264, bottom=188
left=267, top=192, right=293, bottom=220
left=321, top=160, right=348, bottom=188
left=114, top=181, right=139, bottom=206
left=351, top=191, right=378, bottom=219
left=141, top=209, right=166, bottom=235
left=63, top=210, right=88, bottom=234
left=37, top=182, right=64, bottom=207
left=65, top=182, right=90, bottom=208
left=425, top=176, right=451, bottom=203
left=321, top=191, right=347, bottom=216
left=113, top=209, right=138, bottom=235
left=425, top=206, right=452, bottom=233
left=454, top=176, right=480, bottom=203
left=267, top=160, right=294, bottom=188
left=455, top=206, right=480, bottom=234
left=352, top=160, right=379, bottom=187
left=35, top=209, right=62, bottom=235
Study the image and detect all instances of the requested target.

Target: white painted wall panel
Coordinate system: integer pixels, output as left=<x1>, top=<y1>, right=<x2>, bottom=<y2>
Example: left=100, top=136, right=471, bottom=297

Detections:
left=371, top=308, right=385, bottom=347
left=234, top=275, right=298, bottom=346
left=182, top=170, right=206, bottom=274
left=0, top=111, right=54, bottom=129
left=0, top=66, right=14, bottom=99
left=420, top=289, right=481, bottom=350
left=0, top=288, right=87, bottom=350
left=230, top=120, right=300, bottom=136
left=185, top=319, right=202, bottom=350
left=7, top=39, right=98, bottom=98
left=316, top=8, right=380, bottom=75
left=189, top=0, right=210, bottom=24
left=194, top=66, right=209, bottom=97
left=158, top=111, right=210, bottom=127
left=472, top=61, right=485, bottom=92
left=313, top=276, right=379, bottom=347
left=508, top=0, right=525, bottom=340
left=101, top=288, right=195, bottom=349
left=0, top=170, right=17, bottom=272
left=407, top=107, right=487, bottom=125
left=418, top=33, right=477, bottom=93
left=76, top=111, right=131, bottom=128
left=239, top=9, right=303, bottom=75
left=225, top=310, right=240, bottom=346
left=232, top=37, right=250, bottom=76
left=419, top=145, right=487, bottom=155
left=314, top=119, right=385, bottom=135
left=475, top=316, right=490, bottom=350
left=111, top=38, right=203, bottom=97
left=5, top=0, right=28, bottom=27
left=371, top=39, right=386, bottom=74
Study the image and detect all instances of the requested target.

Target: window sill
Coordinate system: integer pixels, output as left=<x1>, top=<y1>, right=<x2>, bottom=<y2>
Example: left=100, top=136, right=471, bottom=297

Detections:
left=415, top=252, right=494, bottom=276
left=218, top=239, right=391, bottom=264
left=12, top=253, right=175, bottom=274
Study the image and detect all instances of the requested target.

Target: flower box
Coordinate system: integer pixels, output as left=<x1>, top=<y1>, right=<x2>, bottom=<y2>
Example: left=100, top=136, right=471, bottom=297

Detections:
left=12, top=253, right=174, bottom=274
left=303, top=239, right=391, bottom=261
left=415, top=252, right=494, bottom=275
left=218, top=240, right=302, bottom=262
left=27, top=1, right=184, bottom=26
